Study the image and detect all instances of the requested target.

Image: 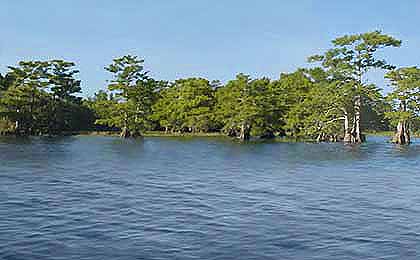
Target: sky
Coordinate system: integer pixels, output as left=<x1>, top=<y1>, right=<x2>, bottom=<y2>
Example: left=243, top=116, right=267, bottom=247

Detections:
left=0, top=0, right=419, bottom=96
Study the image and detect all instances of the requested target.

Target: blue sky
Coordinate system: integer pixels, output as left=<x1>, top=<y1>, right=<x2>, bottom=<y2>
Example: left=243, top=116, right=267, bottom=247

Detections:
left=0, top=0, right=419, bottom=96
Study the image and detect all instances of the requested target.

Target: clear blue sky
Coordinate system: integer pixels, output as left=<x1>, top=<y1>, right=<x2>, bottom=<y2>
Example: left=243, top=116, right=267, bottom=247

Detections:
left=1, top=0, right=419, bottom=96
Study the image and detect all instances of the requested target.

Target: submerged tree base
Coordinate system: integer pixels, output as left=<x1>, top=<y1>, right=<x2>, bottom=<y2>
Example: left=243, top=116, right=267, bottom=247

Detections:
left=343, top=133, right=366, bottom=144
left=392, top=121, right=410, bottom=145
left=120, top=127, right=142, bottom=139
left=316, top=133, right=340, bottom=142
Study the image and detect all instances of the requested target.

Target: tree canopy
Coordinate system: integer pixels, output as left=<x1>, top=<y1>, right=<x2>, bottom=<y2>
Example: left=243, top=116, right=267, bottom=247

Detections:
left=1, top=31, right=416, bottom=144
left=96, top=55, right=159, bottom=138
left=308, top=30, right=401, bottom=143
left=385, top=67, right=420, bottom=144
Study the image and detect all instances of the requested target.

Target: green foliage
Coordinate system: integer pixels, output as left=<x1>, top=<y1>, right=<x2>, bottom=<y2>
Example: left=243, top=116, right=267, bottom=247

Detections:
left=385, top=67, right=420, bottom=127
left=46, top=60, right=83, bottom=134
left=0, top=60, right=92, bottom=135
left=85, top=90, right=116, bottom=124
left=152, top=78, right=217, bottom=132
left=0, top=73, right=15, bottom=92
left=48, top=60, right=81, bottom=101
left=287, top=82, right=343, bottom=139
left=362, top=91, right=391, bottom=131
left=307, top=31, right=401, bottom=142
left=96, top=55, right=159, bottom=136
left=215, top=74, right=282, bottom=138
left=1, top=61, right=50, bottom=134
left=309, top=30, right=401, bottom=81
left=0, top=31, right=410, bottom=141
left=277, top=69, right=348, bottom=140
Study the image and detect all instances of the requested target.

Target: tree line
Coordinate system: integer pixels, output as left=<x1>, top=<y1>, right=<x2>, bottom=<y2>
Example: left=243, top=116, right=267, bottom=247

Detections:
left=0, top=60, right=94, bottom=136
left=1, top=31, right=419, bottom=144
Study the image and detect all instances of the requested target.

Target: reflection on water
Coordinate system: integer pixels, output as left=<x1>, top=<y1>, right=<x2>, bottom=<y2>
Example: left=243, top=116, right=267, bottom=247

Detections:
left=1, top=135, right=420, bottom=260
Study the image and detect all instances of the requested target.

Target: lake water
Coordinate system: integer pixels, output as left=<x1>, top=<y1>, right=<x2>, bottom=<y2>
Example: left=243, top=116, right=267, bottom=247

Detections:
left=1, top=135, right=420, bottom=259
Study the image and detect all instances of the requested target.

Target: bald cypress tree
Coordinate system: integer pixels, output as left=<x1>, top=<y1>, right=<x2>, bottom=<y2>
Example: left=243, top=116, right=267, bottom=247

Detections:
left=99, top=55, right=158, bottom=138
left=385, top=67, right=420, bottom=145
left=2, top=61, right=50, bottom=135
left=151, top=78, right=216, bottom=133
left=309, top=31, right=401, bottom=143
left=215, top=74, right=280, bottom=140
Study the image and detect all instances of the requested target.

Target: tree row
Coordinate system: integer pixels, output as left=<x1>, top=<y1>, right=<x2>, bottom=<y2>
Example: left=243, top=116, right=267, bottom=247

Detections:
left=1, top=31, right=419, bottom=144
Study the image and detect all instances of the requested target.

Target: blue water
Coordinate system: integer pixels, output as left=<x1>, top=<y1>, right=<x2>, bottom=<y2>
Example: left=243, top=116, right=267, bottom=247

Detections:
left=1, top=135, right=420, bottom=259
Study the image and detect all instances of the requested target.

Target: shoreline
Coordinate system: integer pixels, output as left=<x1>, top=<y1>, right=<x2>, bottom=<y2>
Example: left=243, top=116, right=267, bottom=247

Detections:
left=77, top=131, right=225, bottom=138
left=4, top=130, right=419, bottom=142
left=365, top=131, right=420, bottom=138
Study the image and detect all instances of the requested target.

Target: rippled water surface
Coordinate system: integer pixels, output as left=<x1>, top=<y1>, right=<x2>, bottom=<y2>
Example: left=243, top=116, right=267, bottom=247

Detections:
left=1, top=135, right=420, bottom=259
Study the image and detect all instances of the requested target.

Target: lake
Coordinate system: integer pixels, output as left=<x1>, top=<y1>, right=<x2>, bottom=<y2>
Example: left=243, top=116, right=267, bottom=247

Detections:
left=1, top=135, right=420, bottom=259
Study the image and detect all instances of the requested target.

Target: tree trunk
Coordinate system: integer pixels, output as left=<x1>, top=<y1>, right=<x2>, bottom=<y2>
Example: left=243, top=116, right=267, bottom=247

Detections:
left=120, top=127, right=142, bottom=138
left=393, top=121, right=410, bottom=145
left=14, top=108, right=27, bottom=137
left=348, top=56, right=365, bottom=143
left=343, top=111, right=352, bottom=142
left=393, top=101, right=410, bottom=145
left=14, top=120, right=22, bottom=136
left=120, top=112, right=132, bottom=138
left=238, top=123, right=250, bottom=141
left=15, top=109, right=19, bottom=134
left=120, top=126, right=131, bottom=138
left=351, top=96, right=364, bottom=143
left=317, top=132, right=325, bottom=142
left=330, top=135, right=338, bottom=142
left=120, top=112, right=131, bottom=138
left=28, top=89, right=35, bottom=136
left=344, top=97, right=365, bottom=143
left=227, top=128, right=236, bottom=137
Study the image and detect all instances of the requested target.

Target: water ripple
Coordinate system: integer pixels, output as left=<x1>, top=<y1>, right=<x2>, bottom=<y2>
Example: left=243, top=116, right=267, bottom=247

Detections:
left=1, top=136, right=420, bottom=259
